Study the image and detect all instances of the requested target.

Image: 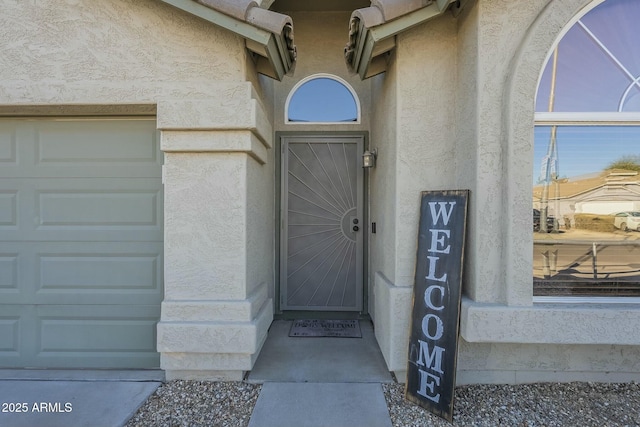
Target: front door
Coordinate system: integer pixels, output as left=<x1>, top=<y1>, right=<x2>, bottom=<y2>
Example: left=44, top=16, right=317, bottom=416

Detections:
left=280, top=135, right=364, bottom=311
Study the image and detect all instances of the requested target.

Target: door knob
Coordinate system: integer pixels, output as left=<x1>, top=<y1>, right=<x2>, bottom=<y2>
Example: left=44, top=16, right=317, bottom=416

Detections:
left=353, top=225, right=359, bottom=232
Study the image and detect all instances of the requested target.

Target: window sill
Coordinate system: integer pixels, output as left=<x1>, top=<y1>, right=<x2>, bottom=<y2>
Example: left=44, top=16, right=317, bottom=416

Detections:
left=460, top=296, right=640, bottom=345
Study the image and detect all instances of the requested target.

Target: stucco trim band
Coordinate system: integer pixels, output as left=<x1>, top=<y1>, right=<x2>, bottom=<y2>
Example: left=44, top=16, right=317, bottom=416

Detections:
left=461, top=297, right=640, bottom=345
left=157, top=83, right=272, bottom=163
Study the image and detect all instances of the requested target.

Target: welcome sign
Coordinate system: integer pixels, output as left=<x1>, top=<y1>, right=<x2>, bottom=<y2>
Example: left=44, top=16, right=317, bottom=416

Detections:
left=405, top=190, right=469, bottom=422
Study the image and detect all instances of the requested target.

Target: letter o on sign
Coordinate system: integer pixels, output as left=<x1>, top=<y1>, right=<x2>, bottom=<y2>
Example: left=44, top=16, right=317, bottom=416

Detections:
left=421, top=313, right=444, bottom=340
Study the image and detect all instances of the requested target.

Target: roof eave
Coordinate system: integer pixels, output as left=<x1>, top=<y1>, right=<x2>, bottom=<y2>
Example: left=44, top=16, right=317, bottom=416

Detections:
left=345, top=0, right=468, bottom=80
left=158, top=0, right=293, bottom=80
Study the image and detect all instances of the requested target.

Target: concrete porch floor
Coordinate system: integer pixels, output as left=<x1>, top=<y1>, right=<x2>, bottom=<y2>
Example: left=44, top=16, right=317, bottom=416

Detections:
left=247, top=319, right=393, bottom=383
left=247, top=320, right=394, bottom=427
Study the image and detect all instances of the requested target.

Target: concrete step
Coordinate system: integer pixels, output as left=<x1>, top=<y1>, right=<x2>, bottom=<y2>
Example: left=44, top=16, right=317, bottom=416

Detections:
left=248, top=382, right=392, bottom=427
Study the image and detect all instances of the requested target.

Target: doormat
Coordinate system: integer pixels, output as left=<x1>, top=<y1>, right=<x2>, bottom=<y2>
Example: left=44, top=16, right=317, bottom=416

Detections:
left=289, top=319, right=362, bottom=338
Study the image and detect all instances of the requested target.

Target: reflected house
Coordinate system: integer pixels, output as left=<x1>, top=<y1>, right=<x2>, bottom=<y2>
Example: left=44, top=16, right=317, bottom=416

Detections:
left=533, top=169, right=640, bottom=227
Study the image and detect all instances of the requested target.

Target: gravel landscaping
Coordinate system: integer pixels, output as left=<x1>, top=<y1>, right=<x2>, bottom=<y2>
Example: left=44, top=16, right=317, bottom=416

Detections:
left=126, top=380, right=640, bottom=427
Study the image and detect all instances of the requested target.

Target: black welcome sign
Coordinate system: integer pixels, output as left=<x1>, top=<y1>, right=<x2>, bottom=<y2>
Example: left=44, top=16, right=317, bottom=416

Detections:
left=405, top=190, right=469, bottom=423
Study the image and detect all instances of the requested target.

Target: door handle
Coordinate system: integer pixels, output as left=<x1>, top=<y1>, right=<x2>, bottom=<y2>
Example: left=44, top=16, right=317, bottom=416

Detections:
left=353, top=225, right=359, bottom=232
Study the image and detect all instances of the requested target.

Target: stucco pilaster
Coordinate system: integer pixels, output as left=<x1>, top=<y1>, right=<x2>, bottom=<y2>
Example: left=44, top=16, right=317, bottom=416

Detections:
left=156, top=83, right=274, bottom=380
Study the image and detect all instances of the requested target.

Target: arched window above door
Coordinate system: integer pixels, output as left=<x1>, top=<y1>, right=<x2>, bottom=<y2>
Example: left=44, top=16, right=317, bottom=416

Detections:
left=285, top=74, right=360, bottom=124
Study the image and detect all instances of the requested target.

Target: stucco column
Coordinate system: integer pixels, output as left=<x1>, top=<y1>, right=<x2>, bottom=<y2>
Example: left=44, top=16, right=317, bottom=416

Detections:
left=156, top=82, right=274, bottom=381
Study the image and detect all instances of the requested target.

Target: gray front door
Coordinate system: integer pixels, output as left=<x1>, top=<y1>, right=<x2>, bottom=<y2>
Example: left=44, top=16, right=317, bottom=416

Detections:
left=280, top=135, right=364, bottom=311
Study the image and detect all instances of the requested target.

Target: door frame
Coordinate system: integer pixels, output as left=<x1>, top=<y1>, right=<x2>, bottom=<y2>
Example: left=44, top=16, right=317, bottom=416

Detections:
left=275, top=132, right=369, bottom=319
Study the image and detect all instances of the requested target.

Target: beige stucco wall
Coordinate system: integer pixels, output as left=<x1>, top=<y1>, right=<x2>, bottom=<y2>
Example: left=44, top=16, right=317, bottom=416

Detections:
left=0, top=0, right=246, bottom=104
left=369, top=11, right=459, bottom=374
left=372, top=0, right=640, bottom=383
left=369, top=62, right=398, bottom=319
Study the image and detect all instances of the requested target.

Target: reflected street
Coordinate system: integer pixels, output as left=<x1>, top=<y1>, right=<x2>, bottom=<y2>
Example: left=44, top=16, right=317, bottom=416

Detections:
left=533, top=229, right=640, bottom=295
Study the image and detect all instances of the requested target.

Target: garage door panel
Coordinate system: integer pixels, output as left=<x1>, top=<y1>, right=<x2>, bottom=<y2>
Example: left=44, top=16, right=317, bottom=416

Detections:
left=35, top=304, right=160, bottom=369
left=0, top=120, right=161, bottom=179
left=0, top=242, right=162, bottom=305
left=38, top=189, right=159, bottom=228
left=0, top=305, right=35, bottom=366
left=0, top=126, right=16, bottom=163
left=0, top=305, right=160, bottom=368
left=0, top=253, right=18, bottom=290
left=0, top=309, right=21, bottom=354
left=36, top=121, right=159, bottom=164
left=0, top=248, right=32, bottom=304
left=0, top=180, right=162, bottom=242
left=37, top=250, right=162, bottom=304
left=0, top=191, right=17, bottom=226
left=37, top=305, right=159, bottom=353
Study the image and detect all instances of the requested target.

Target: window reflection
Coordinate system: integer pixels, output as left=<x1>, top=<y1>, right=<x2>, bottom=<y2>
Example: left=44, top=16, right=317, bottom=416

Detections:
left=533, top=0, right=640, bottom=297
left=536, top=0, right=640, bottom=113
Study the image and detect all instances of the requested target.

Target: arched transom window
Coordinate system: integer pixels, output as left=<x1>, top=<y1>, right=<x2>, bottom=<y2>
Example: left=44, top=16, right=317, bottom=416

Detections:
left=533, top=0, right=640, bottom=300
left=285, top=74, right=360, bottom=124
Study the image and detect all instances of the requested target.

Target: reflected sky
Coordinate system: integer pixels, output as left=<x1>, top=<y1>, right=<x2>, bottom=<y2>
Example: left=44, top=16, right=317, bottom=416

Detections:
left=535, top=0, right=640, bottom=182
left=534, top=126, right=640, bottom=181
left=536, top=0, right=640, bottom=112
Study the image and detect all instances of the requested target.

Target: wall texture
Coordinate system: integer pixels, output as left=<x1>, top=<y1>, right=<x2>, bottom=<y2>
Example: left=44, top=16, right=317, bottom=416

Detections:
left=0, top=0, right=245, bottom=105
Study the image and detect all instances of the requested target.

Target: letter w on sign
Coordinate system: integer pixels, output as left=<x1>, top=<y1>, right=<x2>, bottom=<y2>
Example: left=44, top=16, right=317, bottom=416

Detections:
left=405, top=190, right=469, bottom=423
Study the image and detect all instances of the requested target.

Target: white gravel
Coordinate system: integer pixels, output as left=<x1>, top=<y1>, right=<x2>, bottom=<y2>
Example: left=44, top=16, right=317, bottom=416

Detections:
left=126, top=380, right=640, bottom=427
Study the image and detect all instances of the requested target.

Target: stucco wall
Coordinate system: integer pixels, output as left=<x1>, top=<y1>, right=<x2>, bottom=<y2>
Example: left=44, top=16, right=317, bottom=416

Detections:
left=458, top=0, right=640, bottom=382
left=369, top=65, right=398, bottom=307
left=368, top=11, right=458, bottom=372
left=0, top=0, right=246, bottom=105
left=455, top=0, right=480, bottom=300
left=394, top=15, right=458, bottom=288
left=371, top=0, right=640, bottom=382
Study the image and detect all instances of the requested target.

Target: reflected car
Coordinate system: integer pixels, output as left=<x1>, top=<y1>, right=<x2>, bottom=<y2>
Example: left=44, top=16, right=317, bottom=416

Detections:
left=533, top=209, right=555, bottom=232
left=613, top=211, right=640, bottom=231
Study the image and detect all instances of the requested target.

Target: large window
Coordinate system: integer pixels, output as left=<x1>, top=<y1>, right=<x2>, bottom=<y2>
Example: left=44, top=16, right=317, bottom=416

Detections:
left=533, top=0, right=640, bottom=298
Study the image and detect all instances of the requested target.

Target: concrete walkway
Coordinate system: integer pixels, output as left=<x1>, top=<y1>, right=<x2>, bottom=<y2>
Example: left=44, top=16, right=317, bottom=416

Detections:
left=0, top=320, right=394, bottom=427
left=0, top=370, right=162, bottom=427
left=249, top=382, right=392, bottom=427
left=247, top=320, right=394, bottom=427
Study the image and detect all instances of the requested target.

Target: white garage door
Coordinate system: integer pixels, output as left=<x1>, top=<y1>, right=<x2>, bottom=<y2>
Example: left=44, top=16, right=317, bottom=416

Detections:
left=0, top=118, right=163, bottom=368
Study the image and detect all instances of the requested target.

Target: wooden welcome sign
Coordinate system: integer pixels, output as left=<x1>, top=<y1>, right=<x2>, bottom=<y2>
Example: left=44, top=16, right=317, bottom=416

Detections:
left=405, top=190, right=469, bottom=422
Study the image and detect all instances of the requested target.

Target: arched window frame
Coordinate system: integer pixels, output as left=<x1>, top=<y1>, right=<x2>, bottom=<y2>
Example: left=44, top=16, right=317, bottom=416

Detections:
left=532, top=0, right=640, bottom=303
left=284, top=73, right=361, bottom=125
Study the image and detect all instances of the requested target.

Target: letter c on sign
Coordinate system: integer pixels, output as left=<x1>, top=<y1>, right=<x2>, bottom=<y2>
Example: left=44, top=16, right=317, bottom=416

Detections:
left=422, top=314, right=444, bottom=340
left=424, top=285, right=445, bottom=311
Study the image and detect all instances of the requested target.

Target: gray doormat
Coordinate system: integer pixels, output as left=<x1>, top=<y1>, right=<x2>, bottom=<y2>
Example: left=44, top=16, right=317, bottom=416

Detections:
left=289, top=319, right=362, bottom=338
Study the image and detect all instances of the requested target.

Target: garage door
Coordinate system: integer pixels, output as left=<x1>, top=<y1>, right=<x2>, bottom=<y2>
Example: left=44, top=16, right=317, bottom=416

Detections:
left=0, top=118, right=163, bottom=368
